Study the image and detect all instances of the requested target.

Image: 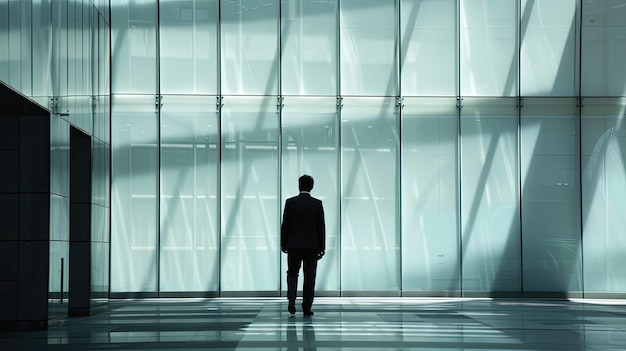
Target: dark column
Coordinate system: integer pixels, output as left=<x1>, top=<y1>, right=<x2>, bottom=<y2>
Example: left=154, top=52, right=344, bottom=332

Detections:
left=69, top=126, right=93, bottom=316
left=0, top=81, right=54, bottom=330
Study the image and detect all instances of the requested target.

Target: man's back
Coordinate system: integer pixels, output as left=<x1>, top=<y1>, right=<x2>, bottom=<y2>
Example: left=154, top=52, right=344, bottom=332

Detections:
left=281, top=193, right=325, bottom=251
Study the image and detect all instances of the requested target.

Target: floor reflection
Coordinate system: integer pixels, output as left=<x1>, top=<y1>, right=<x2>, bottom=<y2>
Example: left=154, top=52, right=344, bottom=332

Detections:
left=2, top=297, right=626, bottom=350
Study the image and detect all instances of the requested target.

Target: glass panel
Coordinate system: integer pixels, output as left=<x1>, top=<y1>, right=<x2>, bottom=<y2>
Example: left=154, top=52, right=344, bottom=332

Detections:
left=520, top=98, right=581, bottom=292
left=400, top=0, right=457, bottom=97
left=581, top=98, right=626, bottom=292
left=520, top=0, right=577, bottom=96
left=110, top=0, right=158, bottom=93
left=91, top=240, right=109, bottom=300
left=0, top=0, right=7, bottom=83
left=160, top=95, right=219, bottom=292
left=280, top=0, right=337, bottom=96
left=51, top=0, right=68, bottom=98
left=68, top=0, right=77, bottom=97
left=460, top=0, right=518, bottom=97
left=341, top=97, right=399, bottom=291
left=460, top=98, right=520, bottom=292
left=581, top=0, right=626, bottom=96
left=220, top=0, right=279, bottom=95
left=401, top=97, right=459, bottom=292
left=48, top=240, right=69, bottom=315
left=110, top=95, right=158, bottom=292
left=5, top=0, right=32, bottom=95
left=220, top=96, right=279, bottom=291
left=160, top=0, right=218, bottom=94
left=281, top=96, right=339, bottom=291
left=340, top=0, right=397, bottom=96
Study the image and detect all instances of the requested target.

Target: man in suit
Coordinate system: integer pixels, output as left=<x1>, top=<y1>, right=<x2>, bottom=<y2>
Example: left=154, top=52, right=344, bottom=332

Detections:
left=281, top=175, right=326, bottom=316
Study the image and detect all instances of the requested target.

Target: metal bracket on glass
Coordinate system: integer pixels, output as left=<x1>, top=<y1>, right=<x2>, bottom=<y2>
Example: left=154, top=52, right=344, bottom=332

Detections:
left=518, top=97, right=524, bottom=109
left=277, top=96, right=284, bottom=113
left=155, top=95, right=163, bottom=109
left=50, top=97, right=59, bottom=114
left=456, top=97, right=463, bottom=109
left=396, top=97, right=404, bottom=109
left=577, top=97, right=583, bottom=108
left=337, top=96, right=343, bottom=111
left=216, top=96, right=224, bottom=112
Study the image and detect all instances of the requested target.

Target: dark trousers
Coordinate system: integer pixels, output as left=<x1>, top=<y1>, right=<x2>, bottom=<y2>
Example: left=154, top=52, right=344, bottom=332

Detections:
left=286, top=249, right=318, bottom=311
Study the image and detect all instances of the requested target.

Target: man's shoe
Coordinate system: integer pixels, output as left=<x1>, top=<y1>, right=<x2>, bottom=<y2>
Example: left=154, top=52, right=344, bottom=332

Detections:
left=288, top=299, right=296, bottom=314
left=303, top=310, right=314, bottom=316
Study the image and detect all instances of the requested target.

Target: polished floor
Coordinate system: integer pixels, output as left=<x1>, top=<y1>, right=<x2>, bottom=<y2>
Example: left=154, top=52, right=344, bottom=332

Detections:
left=2, top=297, right=626, bottom=350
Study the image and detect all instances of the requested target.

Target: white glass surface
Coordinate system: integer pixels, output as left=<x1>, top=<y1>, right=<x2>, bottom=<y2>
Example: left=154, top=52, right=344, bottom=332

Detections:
left=159, top=96, right=219, bottom=292
left=520, top=0, right=577, bottom=96
left=159, top=0, right=218, bottom=94
left=220, top=0, right=279, bottom=95
left=401, top=98, right=459, bottom=291
left=341, top=97, right=400, bottom=291
left=281, top=97, right=339, bottom=291
left=581, top=0, right=626, bottom=96
left=111, top=95, right=159, bottom=292
left=520, top=98, right=581, bottom=292
left=460, top=0, right=518, bottom=96
left=281, top=0, right=337, bottom=96
left=400, top=0, right=457, bottom=97
left=460, top=98, right=520, bottom=292
left=220, top=96, right=279, bottom=291
left=340, top=0, right=397, bottom=96
left=110, top=0, right=158, bottom=93
left=581, top=98, right=626, bottom=292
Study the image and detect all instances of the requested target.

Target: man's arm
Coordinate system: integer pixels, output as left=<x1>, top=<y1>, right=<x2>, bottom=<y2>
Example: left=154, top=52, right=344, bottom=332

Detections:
left=317, top=202, right=325, bottom=252
left=280, top=201, right=289, bottom=253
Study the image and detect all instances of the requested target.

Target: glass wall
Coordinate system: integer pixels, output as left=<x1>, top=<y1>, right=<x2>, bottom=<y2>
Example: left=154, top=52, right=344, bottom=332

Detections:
left=281, top=97, right=339, bottom=291
left=109, top=0, right=626, bottom=297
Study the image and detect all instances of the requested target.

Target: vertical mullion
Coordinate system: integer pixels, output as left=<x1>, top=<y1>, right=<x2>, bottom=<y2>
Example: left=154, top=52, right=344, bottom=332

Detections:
left=156, top=0, right=161, bottom=296
left=277, top=0, right=283, bottom=294
left=396, top=0, right=402, bottom=296
left=336, top=0, right=342, bottom=296
left=456, top=0, right=463, bottom=296
left=217, top=0, right=223, bottom=296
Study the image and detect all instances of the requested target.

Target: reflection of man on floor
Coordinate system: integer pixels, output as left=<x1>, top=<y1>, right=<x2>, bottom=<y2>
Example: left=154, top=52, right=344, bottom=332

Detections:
left=281, top=175, right=326, bottom=316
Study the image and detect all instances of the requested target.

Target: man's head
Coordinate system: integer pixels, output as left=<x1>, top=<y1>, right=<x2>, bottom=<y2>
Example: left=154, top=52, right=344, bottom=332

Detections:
left=299, top=175, right=314, bottom=192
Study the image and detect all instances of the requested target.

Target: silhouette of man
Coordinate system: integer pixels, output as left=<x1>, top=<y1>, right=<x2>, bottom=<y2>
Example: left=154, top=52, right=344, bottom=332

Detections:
left=281, top=175, right=325, bottom=316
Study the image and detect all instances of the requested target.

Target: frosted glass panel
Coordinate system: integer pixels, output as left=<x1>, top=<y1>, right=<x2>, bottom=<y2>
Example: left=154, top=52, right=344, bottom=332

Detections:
left=281, top=0, right=337, bottom=96
left=160, top=96, right=219, bottom=292
left=460, top=0, right=518, bottom=96
left=340, top=0, right=397, bottom=96
left=401, top=98, right=459, bottom=291
left=400, top=0, right=457, bottom=96
left=581, top=0, right=626, bottom=96
left=581, top=98, right=626, bottom=292
left=220, top=96, right=279, bottom=291
left=520, top=98, right=581, bottom=292
left=220, top=0, right=278, bottom=95
left=111, top=95, right=158, bottom=292
left=111, top=0, right=158, bottom=93
left=281, top=97, right=338, bottom=291
left=460, top=98, right=520, bottom=292
left=341, top=97, right=399, bottom=291
left=520, top=0, right=577, bottom=96
left=160, top=0, right=218, bottom=94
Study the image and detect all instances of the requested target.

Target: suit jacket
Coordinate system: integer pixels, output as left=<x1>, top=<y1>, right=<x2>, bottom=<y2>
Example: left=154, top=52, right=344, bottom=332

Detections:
left=281, top=192, right=325, bottom=252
